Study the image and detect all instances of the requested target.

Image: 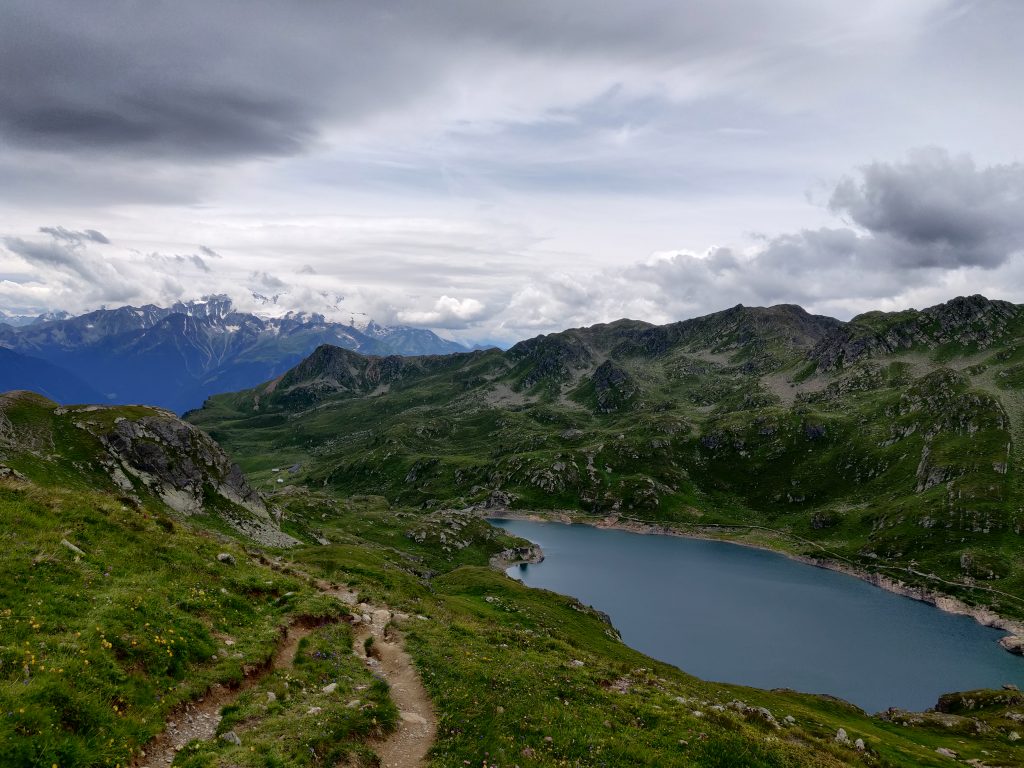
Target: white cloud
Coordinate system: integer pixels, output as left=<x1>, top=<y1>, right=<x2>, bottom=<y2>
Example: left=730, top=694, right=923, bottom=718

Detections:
left=397, top=296, right=487, bottom=328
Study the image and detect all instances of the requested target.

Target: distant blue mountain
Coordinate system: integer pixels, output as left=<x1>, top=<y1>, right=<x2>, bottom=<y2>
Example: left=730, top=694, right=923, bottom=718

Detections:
left=0, top=347, right=103, bottom=404
left=0, top=297, right=467, bottom=412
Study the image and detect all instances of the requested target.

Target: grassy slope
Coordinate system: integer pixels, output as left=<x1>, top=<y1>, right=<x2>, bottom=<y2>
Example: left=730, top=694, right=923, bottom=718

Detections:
left=0, top=479, right=366, bottom=768
left=274, top=491, right=1024, bottom=768
left=2, top=418, right=1022, bottom=766
left=0, top=395, right=392, bottom=768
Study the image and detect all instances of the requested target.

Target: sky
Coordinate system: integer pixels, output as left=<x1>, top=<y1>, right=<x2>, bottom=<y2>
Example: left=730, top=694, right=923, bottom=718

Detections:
left=1, top=0, right=1023, bottom=345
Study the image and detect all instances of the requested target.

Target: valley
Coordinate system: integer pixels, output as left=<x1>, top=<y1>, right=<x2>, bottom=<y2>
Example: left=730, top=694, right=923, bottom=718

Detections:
left=3, top=295, right=1024, bottom=766
left=193, top=295, right=1024, bottom=627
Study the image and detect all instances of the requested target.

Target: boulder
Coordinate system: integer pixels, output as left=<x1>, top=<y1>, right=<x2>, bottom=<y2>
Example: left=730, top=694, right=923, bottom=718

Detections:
left=999, top=635, right=1024, bottom=655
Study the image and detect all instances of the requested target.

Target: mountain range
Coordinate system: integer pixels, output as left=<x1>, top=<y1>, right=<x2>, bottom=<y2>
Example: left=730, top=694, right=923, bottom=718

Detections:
left=0, top=296, right=469, bottom=412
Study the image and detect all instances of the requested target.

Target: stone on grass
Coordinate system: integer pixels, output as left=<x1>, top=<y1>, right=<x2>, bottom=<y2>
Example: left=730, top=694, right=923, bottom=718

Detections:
left=220, top=731, right=241, bottom=746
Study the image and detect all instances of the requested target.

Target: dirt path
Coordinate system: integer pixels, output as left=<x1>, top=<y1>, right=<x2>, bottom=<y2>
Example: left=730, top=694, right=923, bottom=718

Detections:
left=133, top=624, right=315, bottom=767
left=320, top=582, right=437, bottom=768
left=134, top=582, right=436, bottom=768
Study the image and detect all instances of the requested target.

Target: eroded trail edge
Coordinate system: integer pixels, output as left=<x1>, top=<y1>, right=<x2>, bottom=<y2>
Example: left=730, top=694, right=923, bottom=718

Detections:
left=325, top=582, right=438, bottom=768
left=135, top=582, right=436, bottom=768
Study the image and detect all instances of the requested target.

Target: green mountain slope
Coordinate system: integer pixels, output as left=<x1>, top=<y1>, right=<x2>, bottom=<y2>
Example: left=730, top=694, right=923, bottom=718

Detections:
left=3, top=381, right=1024, bottom=766
left=191, top=295, right=1024, bottom=622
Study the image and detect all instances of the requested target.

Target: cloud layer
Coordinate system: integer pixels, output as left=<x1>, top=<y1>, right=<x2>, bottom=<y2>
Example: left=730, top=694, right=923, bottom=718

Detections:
left=5, top=149, right=1024, bottom=343
left=1, top=2, right=1023, bottom=342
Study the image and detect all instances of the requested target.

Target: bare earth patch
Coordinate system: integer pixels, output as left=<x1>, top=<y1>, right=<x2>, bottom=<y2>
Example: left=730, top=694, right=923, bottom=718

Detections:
left=135, top=582, right=436, bottom=768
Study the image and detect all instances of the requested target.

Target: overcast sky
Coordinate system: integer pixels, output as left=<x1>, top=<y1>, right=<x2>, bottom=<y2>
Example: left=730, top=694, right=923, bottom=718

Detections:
left=1, top=1, right=1023, bottom=343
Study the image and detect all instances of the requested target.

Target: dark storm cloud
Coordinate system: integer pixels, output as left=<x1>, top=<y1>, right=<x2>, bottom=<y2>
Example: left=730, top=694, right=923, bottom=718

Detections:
left=828, top=149, right=1024, bottom=268
left=0, top=1, right=942, bottom=162
left=6, top=93, right=311, bottom=158
left=0, top=1, right=412, bottom=160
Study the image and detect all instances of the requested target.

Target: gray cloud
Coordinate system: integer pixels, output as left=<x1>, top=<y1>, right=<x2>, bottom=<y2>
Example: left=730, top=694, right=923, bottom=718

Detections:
left=250, top=271, right=287, bottom=292
left=3, top=236, right=95, bottom=280
left=828, top=149, right=1024, bottom=268
left=38, top=226, right=109, bottom=245
left=485, top=150, right=1024, bottom=340
left=144, top=252, right=212, bottom=273
left=6, top=92, right=310, bottom=159
left=2, top=234, right=140, bottom=304
left=0, top=1, right=963, bottom=165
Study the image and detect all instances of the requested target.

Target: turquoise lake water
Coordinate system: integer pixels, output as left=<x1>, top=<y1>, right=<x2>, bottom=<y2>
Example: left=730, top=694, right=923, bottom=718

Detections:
left=490, top=518, right=1024, bottom=712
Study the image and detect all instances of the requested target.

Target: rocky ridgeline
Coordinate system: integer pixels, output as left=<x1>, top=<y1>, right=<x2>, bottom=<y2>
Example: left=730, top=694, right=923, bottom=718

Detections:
left=261, top=344, right=485, bottom=410
left=810, top=295, right=1020, bottom=371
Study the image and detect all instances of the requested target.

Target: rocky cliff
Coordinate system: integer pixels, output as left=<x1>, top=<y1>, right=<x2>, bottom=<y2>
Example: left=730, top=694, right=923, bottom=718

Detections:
left=0, top=392, right=296, bottom=547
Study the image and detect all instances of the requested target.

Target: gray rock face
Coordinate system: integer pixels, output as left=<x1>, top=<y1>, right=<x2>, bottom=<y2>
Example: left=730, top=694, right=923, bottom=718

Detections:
left=0, top=465, right=25, bottom=481
left=592, top=360, right=637, bottom=413
left=220, top=730, right=242, bottom=746
left=93, top=412, right=297, bottom=547
left=105, top=414, right=263, bottom=510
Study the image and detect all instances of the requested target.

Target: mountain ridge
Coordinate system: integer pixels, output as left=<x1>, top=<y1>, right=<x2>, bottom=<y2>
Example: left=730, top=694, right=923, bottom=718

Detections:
left=0, top=296, right=469, bottom=412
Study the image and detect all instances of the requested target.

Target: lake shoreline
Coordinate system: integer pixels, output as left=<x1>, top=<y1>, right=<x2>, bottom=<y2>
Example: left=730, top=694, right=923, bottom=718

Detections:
left=482, top=507, right=1024, bottom=650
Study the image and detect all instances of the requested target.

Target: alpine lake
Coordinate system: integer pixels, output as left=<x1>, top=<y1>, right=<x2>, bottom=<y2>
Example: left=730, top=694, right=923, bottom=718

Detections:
left=490, top=518, right=1024, bottom=713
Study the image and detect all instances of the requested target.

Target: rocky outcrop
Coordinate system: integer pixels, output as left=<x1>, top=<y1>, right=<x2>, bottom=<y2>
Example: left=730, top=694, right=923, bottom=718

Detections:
left=592, top=360, right=637, bottom=413
left=999, top=635, right=1024, bottom=655
left=508, top=333, right=594, bottom=389
left=810, top=295, right=1020, bottom=371
left=489, top=543, right=545, bottom=569
left=87, top=409, right=297, bottom=547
